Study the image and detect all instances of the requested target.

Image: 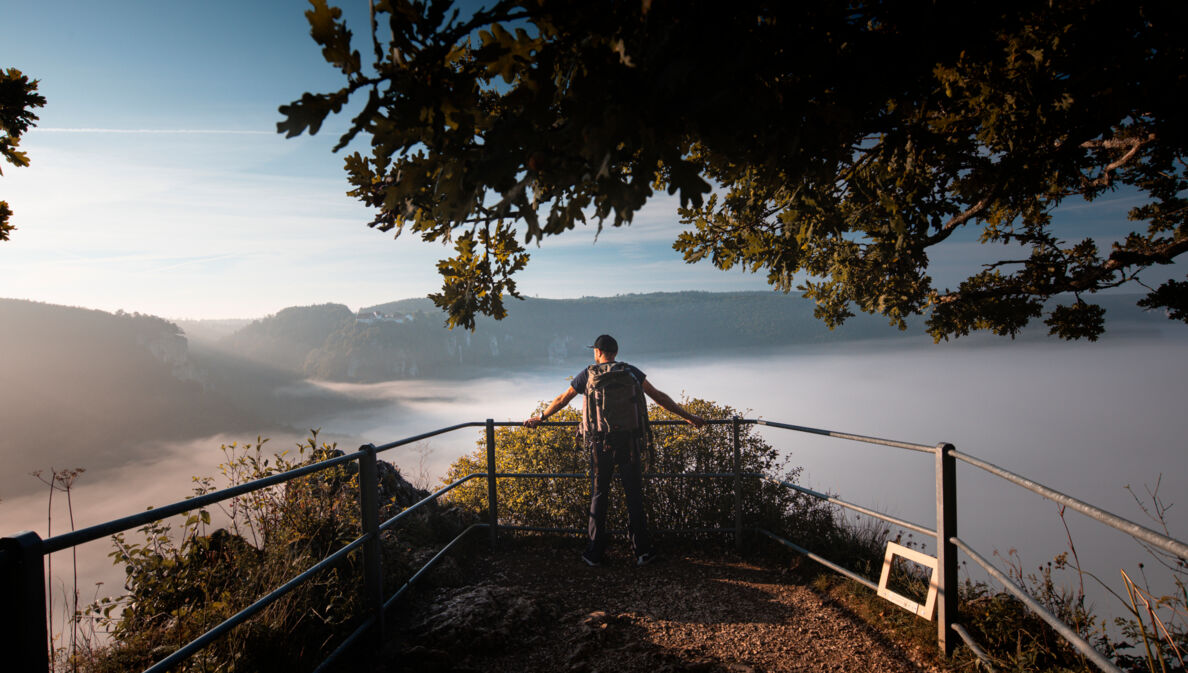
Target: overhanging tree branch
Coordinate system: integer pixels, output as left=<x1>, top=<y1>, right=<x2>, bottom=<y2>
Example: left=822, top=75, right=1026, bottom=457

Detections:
left=1080, top=133, right=1156, bottom=189
left=924, top=195, right=994, bottom=247
left=284, top=0, right=1188, bottom=338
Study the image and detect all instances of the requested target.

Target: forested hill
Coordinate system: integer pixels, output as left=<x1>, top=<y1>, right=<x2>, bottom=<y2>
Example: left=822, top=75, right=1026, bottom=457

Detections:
left=213, top=291, right=1169, bottom=383
left=210, top=292, right=903, bottom=382
left=220, top=303, right=356, bottom=372
left=0, top=299, right=371, bottom=497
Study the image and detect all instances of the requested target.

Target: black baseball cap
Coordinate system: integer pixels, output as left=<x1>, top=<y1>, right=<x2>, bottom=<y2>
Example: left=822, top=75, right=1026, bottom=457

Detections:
left=588, top=334, right=618, bottom=353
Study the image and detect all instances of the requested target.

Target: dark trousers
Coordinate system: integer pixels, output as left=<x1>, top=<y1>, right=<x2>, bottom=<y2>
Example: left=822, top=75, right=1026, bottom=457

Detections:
left=584, top=432, right=653, bottom=561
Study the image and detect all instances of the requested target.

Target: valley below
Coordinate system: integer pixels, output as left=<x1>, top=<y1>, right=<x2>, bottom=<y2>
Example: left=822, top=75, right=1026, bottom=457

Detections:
left=2, top=293, right=1186, bottom=634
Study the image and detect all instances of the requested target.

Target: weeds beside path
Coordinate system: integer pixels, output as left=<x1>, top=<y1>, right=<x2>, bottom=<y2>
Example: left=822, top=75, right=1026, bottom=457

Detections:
left=376, top=537, right=948, bottom=673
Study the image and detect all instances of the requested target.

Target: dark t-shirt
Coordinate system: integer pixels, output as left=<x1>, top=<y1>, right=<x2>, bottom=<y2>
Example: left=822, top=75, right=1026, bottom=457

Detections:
left=571, top=362, right=646, bottom=395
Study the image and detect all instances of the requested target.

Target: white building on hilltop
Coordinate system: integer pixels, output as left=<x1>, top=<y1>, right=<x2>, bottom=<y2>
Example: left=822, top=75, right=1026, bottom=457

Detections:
left=355, top=311, right=414, bottom=325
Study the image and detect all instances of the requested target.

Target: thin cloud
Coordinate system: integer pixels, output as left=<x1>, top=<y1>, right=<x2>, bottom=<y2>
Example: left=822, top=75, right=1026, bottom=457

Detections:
left=145, top=252, right=251, bottom=273
left=38, top=127, right=272, bottom=135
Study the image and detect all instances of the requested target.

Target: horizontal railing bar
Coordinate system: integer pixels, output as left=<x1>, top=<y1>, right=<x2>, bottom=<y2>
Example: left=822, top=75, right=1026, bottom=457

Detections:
left=372, top=422, right=485, bottom=453
left=26, top=416, right=936, bottom=553
left=951, top=622, right=998, bottom=673
left=376, top=469, right=767, bottom=534
left=754, top=419, right=935, bottom=453
left=494, top=472, right=584, bottom=478
left=950, top=449, right=1188, bottom=561
left=144, top=532, right=370, bottom=673
left=766, top=477, right=935, bottom=537
left=40, top=414, right=934, bottom=552
left=756, top=528, right=878, bottom=591
left=46, top=450, right=364, bottom=553
left=492, top=419, right=742, bottom=427
left=378, top=473, right=484, bottom=532
left=383, top=523, right=488, bottom=611
left=490, top=472, right=759, bottom=479
left=645, top=472, right=741, bottom=478
left=310, top=614, right=377, bottom=673
left=497, top=525, right=737, bottom=535
left=499, top=525, right=584, bottom=534
left=952, top=536, right=1121, bottom=673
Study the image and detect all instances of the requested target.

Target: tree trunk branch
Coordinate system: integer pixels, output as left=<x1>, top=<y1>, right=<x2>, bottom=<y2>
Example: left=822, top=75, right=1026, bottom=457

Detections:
left=932, top=234, right=1187, bottom=304
left=1079, top=133, right=1156, bottom=188
left=924, top=196, right=993, bottom=246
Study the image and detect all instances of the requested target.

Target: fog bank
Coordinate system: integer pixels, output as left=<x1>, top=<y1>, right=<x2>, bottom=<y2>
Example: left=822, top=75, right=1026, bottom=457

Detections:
left=3, top=331, right=1185, bottom=630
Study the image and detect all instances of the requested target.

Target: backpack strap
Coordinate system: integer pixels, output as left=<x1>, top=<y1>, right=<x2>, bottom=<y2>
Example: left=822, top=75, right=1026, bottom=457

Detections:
left=579, top=363, right=600, bottom=439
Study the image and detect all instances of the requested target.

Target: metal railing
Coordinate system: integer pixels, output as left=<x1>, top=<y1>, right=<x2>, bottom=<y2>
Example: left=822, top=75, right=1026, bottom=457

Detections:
left=746, top=418, right=1188, bottom=673
left=0, top=421, right=492, bottom=673
left=0, top=418, right=739, bottom=672
left=3, top=416, right=1186, bottom=672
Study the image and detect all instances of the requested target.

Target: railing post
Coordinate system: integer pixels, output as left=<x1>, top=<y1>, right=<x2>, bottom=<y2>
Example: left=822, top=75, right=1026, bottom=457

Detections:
left=486, top=419, right=498, bottom=549
left=0, top=531, right=49, bottom=672
left=358, top=444, right=384, bottom=636
left=732, top=416, right=743, bottom=552
left=935, top=442, right=958, bottom=657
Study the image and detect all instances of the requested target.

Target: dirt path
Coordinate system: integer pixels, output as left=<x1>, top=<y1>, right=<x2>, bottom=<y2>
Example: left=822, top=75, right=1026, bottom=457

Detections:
left=376, top=538, right=945, bottom=673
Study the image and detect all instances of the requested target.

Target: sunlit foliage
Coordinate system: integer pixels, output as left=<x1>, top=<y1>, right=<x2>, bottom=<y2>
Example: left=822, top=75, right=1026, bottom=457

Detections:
left=0, top=67, right=45, bottom=241
left=73, top=435, right=466, bottom=673
left=81, top=437, right=363, bottom=672
left=443, top=399, right=803, bottom=539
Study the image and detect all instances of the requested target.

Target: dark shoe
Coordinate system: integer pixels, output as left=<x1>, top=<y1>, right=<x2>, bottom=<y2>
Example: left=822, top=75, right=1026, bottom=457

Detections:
left=636, top=552, right=659, bottom=567
left=581, top=553, right=601, bottom=567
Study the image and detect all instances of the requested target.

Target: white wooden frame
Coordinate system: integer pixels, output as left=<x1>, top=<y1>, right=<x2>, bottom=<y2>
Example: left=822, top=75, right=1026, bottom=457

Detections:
left=876, top=541, right=939, bottom=620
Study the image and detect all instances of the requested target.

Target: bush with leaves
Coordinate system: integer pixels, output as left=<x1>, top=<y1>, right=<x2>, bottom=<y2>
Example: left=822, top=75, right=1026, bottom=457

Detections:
left=949, top=488, right=1188, bottom=673
left=443, top=399, right=823, bottom=546
left=949, top=551, right=1109, bottom=672
left=79, top=436, right=362, bottom=672
left=74, top=433, right=468, bottom=673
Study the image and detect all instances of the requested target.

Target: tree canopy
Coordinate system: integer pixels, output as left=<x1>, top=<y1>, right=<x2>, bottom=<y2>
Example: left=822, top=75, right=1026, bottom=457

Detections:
left=280, top=0, right=1187, bottom=338
left=0, top=68, right=45, bottom=242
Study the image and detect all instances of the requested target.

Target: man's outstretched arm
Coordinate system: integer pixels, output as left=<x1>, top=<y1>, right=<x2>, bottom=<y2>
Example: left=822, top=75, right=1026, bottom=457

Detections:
left=642, top=380, right=706, bottom=428
left=524, top=387, right=579, bottom=427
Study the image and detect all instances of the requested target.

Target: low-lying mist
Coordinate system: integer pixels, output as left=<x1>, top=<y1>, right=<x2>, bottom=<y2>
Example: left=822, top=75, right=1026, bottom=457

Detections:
left=2, top=318, right=1185, bottom=631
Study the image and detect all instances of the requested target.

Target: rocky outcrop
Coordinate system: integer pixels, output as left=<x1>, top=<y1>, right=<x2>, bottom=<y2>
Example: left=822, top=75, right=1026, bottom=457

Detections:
left=138, top=329, right=202, bottom=383
left=411, top=584, right=553, bottom=652
left=307, top=447, right=431, bottom=511
left=339, top=345, right=418, bottom=381
left=375, top=458, right=430, bottom=509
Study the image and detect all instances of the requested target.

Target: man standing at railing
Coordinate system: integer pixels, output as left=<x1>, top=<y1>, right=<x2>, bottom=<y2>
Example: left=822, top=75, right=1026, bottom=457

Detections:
left=524, top=334, right=706, bottom=567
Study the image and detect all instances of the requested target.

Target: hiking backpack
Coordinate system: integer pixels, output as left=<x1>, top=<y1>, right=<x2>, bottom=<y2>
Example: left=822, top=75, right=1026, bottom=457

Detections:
left=580, top=362, right=649, bottom=439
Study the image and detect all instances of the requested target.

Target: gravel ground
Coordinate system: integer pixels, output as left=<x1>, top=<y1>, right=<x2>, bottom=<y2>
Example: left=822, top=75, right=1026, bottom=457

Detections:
left=376, top=537, right=947, bottom=673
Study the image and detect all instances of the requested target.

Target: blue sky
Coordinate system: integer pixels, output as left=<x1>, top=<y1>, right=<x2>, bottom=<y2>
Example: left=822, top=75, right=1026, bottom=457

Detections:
left=0, top=0, right=775, bottom=319
left=0, top=1, right=1168, bottom=320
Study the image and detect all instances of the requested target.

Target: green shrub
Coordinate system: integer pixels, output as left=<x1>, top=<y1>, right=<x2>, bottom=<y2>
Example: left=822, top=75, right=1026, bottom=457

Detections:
left=443, top=399, right=809, bottom=542
left=78, top=437, right=362, bottom=672
left=72, top=433, right=472, bottom=673
left=955, top=552, right=1107, bottom=672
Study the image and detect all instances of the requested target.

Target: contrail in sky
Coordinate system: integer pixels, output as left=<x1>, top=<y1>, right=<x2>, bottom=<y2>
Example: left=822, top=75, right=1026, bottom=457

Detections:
left=38, top=128, right=273, bottom=135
